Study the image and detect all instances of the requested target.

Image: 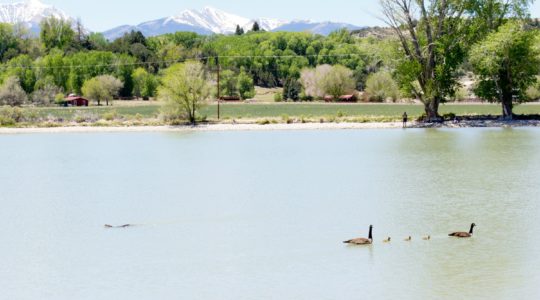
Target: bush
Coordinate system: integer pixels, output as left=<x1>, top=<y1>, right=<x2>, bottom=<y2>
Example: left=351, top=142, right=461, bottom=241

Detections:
left=31, top=84, right=64, bottom=106
left=365, top=71, right=399, bottom=102
left=73, top=111, right=99, bottom=123
left=0, top=77, right=28, bottom=106
left=274, top=92, right=283, bottom=102
left=102, top=110, right=119, bottom=121
left=0, top=106, right=38, bottom=125
left=283, top=77, right=301, bottom=101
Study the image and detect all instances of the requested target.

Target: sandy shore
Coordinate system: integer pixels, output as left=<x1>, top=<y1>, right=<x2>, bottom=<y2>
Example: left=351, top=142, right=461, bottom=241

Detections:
left=1, top=120, right=539, bottom=134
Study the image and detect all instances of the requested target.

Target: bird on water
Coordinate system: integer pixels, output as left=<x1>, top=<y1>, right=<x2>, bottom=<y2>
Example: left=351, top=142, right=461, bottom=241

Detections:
left=343, top=225, right=373, bottom=245
left=449, top=223, right=476, bottom=238
left=404, top=236, right=412, bottom=241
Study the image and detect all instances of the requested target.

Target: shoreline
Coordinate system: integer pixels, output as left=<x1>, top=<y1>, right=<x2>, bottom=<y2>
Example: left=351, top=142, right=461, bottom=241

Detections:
left=1, top=120, right=540, bottom=134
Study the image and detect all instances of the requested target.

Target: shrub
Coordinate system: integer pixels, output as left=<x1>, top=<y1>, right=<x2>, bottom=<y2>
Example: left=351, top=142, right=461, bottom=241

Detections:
left=31, top=84, right=64, bottom=106
left=0, top=106, right=37, bottom=125
left=274, top=92, right=283, bottom=102
left=365, top=71, right=399, bottom=102
left=73, top=111, right=99, bottom=123
left=0, top=77, right=28, bottom=106
left=102, top=110, right=119, bottom=121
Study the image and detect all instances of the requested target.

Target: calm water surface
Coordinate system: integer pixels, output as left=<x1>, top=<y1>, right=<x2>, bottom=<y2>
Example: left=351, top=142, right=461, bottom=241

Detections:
left=1, top=128, right=540, bottom=299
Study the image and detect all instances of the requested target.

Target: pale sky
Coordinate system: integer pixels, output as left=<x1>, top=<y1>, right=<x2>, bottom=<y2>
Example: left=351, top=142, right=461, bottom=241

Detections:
left=3, top=0, right=540, bottom=32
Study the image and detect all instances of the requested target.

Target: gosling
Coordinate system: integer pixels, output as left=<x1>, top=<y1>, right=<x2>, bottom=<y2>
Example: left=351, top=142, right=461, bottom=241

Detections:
left=383, top=237, right=391, bottom=243
left=404, top=236, right=412, bottom=241
left=423, top=235, right=431, bottom=241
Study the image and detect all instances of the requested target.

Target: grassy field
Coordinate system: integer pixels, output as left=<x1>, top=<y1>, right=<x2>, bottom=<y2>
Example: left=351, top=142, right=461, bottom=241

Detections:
left=28, top=102, right=540, bottom=121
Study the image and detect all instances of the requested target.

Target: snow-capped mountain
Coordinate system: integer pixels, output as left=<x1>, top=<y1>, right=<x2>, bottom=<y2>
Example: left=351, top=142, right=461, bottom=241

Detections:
left=0, top=0, right=71, bottom=33
left=103, top=7, right=360, bottom=40
left=103, top=7, right=288, bottom=40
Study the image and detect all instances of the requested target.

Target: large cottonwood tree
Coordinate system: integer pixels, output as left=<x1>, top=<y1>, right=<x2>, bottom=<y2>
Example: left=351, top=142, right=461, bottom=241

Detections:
left=379, top=0, right=532, bottom=121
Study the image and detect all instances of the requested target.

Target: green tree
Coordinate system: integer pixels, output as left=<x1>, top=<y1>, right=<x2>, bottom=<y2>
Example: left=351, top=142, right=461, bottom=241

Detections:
left=237, top=70, right=255, bottom=100
left=235, top=25, right=245, bottom=35
left=82, top=75, right=123, bottom=106
left=0, top=23, right=18, bottom=62
left=283, top=77, right=301, bottom=101
left=2, top=55, right=36, bottom=94
left=365, top=70, right=399, bottom=102
left=470, top=21, right=539, bottom=119
left=132, top=68, right=157, bottom=98
left=322, top=65, right=355, bottom=100
left=159, top=62, right=211, bottom=124
left=40, top=17, right=75, bottom=51
left=220, top=70, right=239, bottom=97
left=252, top=22, right=261, bottom=32
left=380, top=0, right=532, bottom=121
left=0, top=76, right=28, bottom=106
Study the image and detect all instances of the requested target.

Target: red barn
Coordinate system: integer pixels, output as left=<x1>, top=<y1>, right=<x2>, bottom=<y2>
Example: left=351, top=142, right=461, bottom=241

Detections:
left=64, top=96, right=89, bottom=107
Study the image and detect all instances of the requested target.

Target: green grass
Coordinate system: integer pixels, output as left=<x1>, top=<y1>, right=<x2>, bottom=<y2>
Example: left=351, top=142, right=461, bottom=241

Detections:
left=32, top=105, right=161, bottom=119
left=24, top=102, right=540, bottom=121
left=200, top=103, right=540, bottom=119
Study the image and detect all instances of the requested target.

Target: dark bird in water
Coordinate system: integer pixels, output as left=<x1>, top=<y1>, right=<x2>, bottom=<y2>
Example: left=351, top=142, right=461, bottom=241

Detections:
left=104, top=224, right=132, bottom=229
left=449, top=223, right=476, bottom=238
left=344, top=225, right=373, bottom=245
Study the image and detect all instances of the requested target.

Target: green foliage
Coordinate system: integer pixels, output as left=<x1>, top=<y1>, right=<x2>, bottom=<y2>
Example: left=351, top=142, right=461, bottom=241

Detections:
left=0, top=106, right=30, bottom=125
left=300, top=64, right=355, bottom=100
left=322, top=65, right=356, bottom=99
left=220, top=70, right=239, bottom=97
left=365, top=71, right=399, bottom=102
left=2, top=55, right=36, bottom=93
left=159, top=62, right=211, bottom=124
left=237, top=70, right=255, bottom=100
left=132, top=68, right=157, bottom=98
left=274, top=92, right=283, bottom=102
left=40, top=17, right=75, bottom=51
left=283, top=77, right=301, bottom=101
left=0, top=76, right=28, bottom=106
left=235, top=25, right=245, bottom=35
left=470, top=21, right=540, bottom=117
left=252, top=22, right=261, bottom=32
left=82, top=75, right=123, bottom=106
left=0, top=23, right=19, bottom=62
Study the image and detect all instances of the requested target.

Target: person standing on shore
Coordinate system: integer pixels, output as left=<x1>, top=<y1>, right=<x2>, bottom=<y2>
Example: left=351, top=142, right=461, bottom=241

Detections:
left=402, top=112, right=408, bottom=128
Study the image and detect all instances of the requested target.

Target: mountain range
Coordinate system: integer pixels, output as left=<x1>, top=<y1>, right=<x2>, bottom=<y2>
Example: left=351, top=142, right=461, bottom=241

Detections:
left=0, top=0, right=363, bottom=39
left=0, top=0, right=71, bottom=34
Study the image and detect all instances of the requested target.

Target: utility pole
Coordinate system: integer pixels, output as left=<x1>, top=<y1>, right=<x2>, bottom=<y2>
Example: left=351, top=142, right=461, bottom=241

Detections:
left=215, top=56, right=221, bottom=120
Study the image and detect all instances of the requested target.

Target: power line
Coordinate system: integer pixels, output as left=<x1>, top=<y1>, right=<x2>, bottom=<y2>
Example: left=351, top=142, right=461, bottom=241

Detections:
left=0, top=53, right=362, bottom=71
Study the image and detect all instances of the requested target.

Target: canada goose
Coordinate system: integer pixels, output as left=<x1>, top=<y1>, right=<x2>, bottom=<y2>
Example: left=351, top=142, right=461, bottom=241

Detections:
left=383, top=237, right=391, bottom=243
left=344, top=225, right=373, bottom=245
left=449, top=223, right=476, bottom=238
left=423, top=235, right=431, bottom=241
left=404, top=236, right=412, bottom=241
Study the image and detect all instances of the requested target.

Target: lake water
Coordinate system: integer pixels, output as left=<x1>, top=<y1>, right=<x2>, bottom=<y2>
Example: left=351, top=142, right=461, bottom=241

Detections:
left=1, top=128, right=540, bottom=299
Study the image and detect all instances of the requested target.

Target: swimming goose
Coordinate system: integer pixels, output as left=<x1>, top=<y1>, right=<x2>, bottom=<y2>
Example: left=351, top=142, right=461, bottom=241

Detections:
left=383, top=237, right=391, bottom=243
left=404, top=236, right=412, bottom=241
left=344, top=225, right=373, bottom=245
left=449, top=223, right=476, bottom=238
